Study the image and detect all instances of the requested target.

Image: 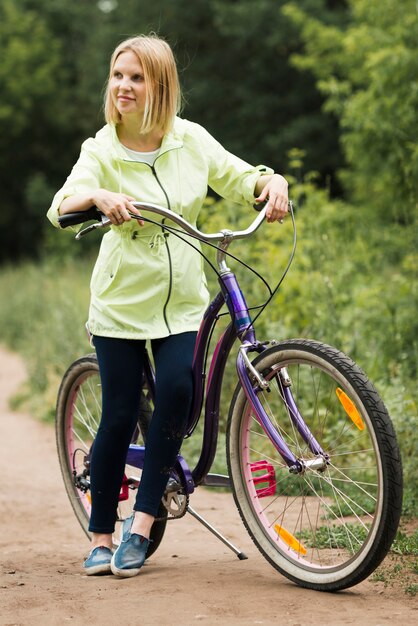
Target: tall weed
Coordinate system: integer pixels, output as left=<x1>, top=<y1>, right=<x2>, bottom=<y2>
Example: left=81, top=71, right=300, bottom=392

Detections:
left=0, top=191, right=416, bottom=513
left=0, top=259, right=93, bottom=420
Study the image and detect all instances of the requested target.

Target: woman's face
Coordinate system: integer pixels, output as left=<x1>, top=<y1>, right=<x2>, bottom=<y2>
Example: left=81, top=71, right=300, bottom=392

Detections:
left=110, top=50, right=147, bottom=120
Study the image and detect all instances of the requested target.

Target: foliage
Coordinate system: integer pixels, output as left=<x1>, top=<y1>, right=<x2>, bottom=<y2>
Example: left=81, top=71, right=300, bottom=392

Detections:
left=392, top=531, right=418, bottom=557
left=0, top=0, right=69, bottom=259
left=297, top=523, right=369, bottom=550
left=0, top=0, right=416, bottom=518
left=0, top=2, right=61, bottom=136
left=0, top=0, right=345, bottom=261
left=0, top=260, right=93, bottom=421
left=1, top=178, right=416, bottom=512
left=283, top=0, right=418, bottom=222
left=370, top=555, right=418, bottom=595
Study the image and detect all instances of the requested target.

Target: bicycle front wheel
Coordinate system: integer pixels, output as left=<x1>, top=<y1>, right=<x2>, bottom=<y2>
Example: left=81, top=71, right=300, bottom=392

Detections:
left=227, top=339, right=402, bottom=591
left=55, top=353, right=167, bottom=558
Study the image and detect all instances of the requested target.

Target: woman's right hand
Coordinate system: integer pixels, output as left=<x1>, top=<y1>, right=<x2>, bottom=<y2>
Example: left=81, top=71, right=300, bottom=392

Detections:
left=93, top=189, right=144, bottom=226
left=59, top=189, right=144, bottom=226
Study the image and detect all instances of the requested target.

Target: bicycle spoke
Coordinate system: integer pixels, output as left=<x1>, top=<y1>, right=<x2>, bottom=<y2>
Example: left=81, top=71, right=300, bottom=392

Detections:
left=228, top=340, right=401, bottom=590
left=56, top=355, right=167, bottom=560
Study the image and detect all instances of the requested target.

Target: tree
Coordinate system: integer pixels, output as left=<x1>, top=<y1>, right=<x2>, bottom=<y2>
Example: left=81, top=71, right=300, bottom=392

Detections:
left=1, top=0, right=347, bottom=261
left=283, top=0, right=418, bottom=222
left=0, top=1, right=67, bottom=258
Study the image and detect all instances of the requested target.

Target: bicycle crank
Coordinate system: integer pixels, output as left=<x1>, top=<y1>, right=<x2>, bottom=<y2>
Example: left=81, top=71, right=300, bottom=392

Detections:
left=160, top=478, right=189, bottom=520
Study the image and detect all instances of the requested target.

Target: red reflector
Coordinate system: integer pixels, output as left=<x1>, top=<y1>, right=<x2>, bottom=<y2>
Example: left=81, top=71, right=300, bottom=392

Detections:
left=118, top=475, right=130, bottom=502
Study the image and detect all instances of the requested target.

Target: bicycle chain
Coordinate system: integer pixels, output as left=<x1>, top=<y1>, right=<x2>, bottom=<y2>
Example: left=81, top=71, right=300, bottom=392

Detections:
left=73, top=457, right=189, bottom=522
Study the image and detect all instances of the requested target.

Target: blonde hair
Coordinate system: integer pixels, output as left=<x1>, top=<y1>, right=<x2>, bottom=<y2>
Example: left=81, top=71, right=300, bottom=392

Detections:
left=104, top=34, right=181, bottom=134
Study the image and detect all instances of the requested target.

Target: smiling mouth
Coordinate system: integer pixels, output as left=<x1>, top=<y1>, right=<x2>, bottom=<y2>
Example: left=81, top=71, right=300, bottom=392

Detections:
left=118, top=95, right=135, bottom=101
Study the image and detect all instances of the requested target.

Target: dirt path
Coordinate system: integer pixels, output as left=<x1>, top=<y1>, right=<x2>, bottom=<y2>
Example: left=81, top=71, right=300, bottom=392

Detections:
left=0, top=346, right=416, bottom=626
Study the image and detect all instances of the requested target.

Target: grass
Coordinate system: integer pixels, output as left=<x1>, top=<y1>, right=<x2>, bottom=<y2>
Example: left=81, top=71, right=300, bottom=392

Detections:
left=0, top=252, right=417, bottom=594
left=296, top=523, right=418, bottom=594
left=0, top=253, right=416, bottom=519
left=392, top=530, right=418, bottom=556
left=297, top=524, right=418, bottom=555
left=369, top=526, right=418, bottom=595
left=370, top=558, right=418, bottom=596
left=0, top=258, right=94, bottom=421
left=297, top=523, right=369, bottom=551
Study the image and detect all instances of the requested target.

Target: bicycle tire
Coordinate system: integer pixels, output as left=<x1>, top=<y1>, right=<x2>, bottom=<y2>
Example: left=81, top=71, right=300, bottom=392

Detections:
left=227, top=339, right=402, bottom=591
left=55, top=353, right=167, bottom=558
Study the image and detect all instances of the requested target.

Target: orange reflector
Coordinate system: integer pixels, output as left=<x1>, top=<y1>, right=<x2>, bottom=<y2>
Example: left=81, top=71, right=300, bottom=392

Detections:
left=86, top=492, right=92, bottom=504
left=336, top=387, right=365, bottom=430
left=274, top=524, right=307, bottom=555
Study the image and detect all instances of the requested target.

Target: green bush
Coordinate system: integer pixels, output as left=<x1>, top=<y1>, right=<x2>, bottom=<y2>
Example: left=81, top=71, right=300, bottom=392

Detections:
left=0, top=189, right=416, bottom=513
left=0, top=259, right=94, bottom=420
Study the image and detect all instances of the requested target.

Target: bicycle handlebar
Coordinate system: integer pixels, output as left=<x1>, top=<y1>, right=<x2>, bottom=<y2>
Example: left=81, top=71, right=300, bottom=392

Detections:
left=131, top=202, right=269, bottom=242
left=57, top=206, right=103, bottom=229
left=58, top=201, right=293, bottom=243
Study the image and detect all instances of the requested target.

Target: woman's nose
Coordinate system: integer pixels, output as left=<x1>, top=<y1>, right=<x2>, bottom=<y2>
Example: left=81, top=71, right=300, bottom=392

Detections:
left=120, top=77, right=132, bottom=90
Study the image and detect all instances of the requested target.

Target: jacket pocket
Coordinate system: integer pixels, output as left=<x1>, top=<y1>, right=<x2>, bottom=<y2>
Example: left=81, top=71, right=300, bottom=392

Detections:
left=90, top=245, right=122, bottom=296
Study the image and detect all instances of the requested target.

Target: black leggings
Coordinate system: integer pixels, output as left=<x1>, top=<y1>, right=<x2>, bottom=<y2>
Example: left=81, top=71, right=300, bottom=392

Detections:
left=89, top=332, right=196, bottom=534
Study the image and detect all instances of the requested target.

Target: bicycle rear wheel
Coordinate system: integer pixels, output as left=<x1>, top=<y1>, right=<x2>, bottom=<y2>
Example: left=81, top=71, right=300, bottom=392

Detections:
left=55, top=353, right=167, bottom=558
left=227, top=339, right=402, bottom=591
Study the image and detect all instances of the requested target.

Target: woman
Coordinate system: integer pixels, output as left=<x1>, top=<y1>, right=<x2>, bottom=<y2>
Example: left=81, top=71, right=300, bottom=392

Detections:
left=47, top=34, right=289, bottom=578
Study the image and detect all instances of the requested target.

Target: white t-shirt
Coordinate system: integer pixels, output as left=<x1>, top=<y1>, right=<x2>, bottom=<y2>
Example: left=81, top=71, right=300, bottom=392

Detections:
left=123, top=146, right=160, bottom=166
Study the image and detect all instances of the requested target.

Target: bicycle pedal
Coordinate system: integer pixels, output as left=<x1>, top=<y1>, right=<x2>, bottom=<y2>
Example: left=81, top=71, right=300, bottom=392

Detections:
left=249, top=460, right=276, bottom=497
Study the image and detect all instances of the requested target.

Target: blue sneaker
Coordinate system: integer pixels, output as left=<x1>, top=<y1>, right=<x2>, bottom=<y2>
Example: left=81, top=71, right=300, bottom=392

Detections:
left=111, top=517, right=150, bottom=578
left=120, top=513, right=135, bottom=542
left=83, top=546, right=113, bottom=576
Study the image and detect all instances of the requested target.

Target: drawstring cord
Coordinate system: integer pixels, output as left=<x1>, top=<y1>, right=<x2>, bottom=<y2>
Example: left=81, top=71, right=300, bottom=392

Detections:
left=149, top=231, right=167, bottom=256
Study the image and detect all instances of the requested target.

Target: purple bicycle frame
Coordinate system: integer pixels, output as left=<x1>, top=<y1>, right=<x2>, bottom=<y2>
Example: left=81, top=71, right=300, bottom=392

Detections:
left=125, top=268, right=324, bottom=492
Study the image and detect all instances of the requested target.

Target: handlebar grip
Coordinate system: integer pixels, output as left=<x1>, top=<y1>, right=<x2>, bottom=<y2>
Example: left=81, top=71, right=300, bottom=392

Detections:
left=253, top=200, right=295, bottom=213
left=58, top=206, right=103, bottom=228
left=253, top=201, right=267, bottom=212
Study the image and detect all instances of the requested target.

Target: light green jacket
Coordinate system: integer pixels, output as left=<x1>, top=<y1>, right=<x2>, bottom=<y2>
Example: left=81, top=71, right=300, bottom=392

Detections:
left=47, top=117, right=273, bottom=339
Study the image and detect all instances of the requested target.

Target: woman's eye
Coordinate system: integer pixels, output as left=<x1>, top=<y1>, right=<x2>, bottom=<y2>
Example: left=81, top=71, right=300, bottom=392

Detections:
left=132, top=74, right=143, bottom=82
left=113, top=71, right=122, bottom=79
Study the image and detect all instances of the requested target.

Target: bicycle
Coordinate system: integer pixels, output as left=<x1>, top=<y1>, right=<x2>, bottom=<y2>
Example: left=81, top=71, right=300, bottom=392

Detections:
left=55, top=201, right=403, bottom=591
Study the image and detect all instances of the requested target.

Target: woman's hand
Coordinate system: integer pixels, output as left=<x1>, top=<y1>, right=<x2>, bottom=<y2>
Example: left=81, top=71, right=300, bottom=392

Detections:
left=255, top=174, right=289, bottom=223
left=59, top=189, right=144, bottom=226
left=92, top=189, right=144, bottom=226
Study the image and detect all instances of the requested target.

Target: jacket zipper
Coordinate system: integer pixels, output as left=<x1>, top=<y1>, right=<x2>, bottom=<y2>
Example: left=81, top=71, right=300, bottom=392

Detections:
left=121, top=150, right=178, bottom=335
left=150, top=163, right=173, bottom=335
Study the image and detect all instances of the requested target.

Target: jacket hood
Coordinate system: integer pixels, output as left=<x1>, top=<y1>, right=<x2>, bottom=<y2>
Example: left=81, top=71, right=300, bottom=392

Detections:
left=96, top=120, right=185, bottom=162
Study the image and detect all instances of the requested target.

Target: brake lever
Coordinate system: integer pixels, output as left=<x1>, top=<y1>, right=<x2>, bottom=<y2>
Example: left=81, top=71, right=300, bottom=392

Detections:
left=75, top=215, right=111, bottom=240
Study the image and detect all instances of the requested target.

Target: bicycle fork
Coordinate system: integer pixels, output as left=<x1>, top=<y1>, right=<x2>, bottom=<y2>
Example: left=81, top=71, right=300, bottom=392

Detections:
left=220, top=264, right=327, bottom=473
left=236, top=343, right=328, bottom=474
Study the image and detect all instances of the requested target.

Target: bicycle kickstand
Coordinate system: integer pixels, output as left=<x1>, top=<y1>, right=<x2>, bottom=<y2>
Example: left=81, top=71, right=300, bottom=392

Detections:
left=187, top=505, right=248, bottom=560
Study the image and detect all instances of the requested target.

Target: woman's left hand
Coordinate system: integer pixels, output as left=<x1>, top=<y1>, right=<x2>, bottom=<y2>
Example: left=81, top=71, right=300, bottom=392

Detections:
left=255, top=174, right=289, bottom=223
